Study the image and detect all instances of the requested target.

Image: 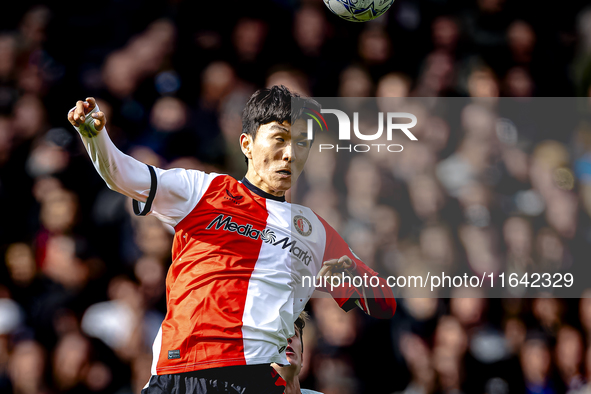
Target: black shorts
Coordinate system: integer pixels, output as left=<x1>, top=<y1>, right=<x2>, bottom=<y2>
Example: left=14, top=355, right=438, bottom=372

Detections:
left=141, top=365, right=286, bottom=394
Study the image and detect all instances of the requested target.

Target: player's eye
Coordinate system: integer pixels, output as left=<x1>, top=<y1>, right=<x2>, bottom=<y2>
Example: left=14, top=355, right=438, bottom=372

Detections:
left=276, top=138, right=285, bottom=143
left=296, top=141, right=309, bottom=147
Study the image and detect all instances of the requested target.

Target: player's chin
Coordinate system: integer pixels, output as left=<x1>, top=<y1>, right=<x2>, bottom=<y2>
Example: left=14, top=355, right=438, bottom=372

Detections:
left=271, top=178, right=292, bottom=191
left=286, top=355, right=301, bottom=368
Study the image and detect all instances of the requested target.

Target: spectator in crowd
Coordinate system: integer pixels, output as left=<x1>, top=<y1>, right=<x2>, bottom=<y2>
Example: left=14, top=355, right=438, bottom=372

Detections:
left=273, top=312, right=323, bottom=394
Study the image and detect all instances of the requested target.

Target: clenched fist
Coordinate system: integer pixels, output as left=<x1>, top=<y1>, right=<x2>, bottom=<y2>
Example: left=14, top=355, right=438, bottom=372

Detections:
left=67, top=97, right=106, bottom=137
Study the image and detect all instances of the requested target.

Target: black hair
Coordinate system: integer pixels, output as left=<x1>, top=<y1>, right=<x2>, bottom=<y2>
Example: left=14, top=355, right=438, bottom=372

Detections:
left=294, top=310, right=308, bottom=353
left=241, top=85, right=320, bottom=164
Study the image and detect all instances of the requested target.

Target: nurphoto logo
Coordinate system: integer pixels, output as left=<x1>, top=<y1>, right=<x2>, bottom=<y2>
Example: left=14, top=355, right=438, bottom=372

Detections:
left=305, top=108, right=418, bottom=153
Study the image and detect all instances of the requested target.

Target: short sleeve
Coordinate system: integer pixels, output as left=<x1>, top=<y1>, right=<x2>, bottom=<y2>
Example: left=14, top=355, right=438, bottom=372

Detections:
left=133, top=166, right=219, bottom=227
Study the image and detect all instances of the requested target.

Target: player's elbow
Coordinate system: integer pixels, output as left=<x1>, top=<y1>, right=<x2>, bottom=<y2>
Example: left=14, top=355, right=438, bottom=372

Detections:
left=105, top=182, right=117, bottom=192
left=98, top=172, right=121, bottom=193
left=371, top=298, right=397, bottom=319
left=101, top=174, right=128, bottom=196
left=105, top=181, right=125, bottom=195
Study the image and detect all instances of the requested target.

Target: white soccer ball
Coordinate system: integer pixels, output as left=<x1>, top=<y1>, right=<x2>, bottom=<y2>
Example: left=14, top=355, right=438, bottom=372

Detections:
left=323, top=0, right=395, bottom=22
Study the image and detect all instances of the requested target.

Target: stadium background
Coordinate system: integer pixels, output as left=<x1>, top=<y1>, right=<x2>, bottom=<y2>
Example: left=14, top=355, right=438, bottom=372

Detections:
left=2, top=0, right=591, bottom=393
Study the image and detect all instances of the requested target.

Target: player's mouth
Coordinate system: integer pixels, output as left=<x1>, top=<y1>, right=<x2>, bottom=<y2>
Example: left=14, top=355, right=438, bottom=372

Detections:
left=276, top=169, right=291, bottom=177
left=285, top=346, right=295, bottom=355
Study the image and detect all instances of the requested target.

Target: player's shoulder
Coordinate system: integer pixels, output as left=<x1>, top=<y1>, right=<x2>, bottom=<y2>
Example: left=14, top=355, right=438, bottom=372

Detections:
left=289, top=202, right=315, bottom=216
left=301, top=389, right=324, bottom=394
left=289, top=203, right=323, bottom=225
left=157, top=167, right=226, bottom=184
left=155, top=168, right=229, bottom=199
left=293, top=204, right=335, bottom=228
left=203, top=172, right=236, bottom=184
left=289, top=203, right=337, bottom=236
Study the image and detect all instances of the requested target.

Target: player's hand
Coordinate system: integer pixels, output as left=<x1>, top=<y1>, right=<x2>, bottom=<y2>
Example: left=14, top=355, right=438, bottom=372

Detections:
left=67, top=97, right=106, bottom=132
left=317, top=255, right=354, bottom=285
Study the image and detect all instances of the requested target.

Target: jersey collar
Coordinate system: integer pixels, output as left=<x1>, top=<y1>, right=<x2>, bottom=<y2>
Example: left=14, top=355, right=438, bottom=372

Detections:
left=241, top=177, right=286, bottom=202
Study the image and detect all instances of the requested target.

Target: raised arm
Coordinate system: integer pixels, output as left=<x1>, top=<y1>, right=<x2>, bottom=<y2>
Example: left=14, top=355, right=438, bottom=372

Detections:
left=68, top=98, right=153, bottom=202
left=68, top=98, right=217, bottom=227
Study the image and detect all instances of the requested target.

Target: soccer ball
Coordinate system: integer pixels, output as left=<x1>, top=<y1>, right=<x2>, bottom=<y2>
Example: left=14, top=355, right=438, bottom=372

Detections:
left=323, top=0, right=395, bottom=22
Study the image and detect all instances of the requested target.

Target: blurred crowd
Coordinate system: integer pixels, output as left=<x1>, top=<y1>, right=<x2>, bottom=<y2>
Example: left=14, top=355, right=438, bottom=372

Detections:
left=2, top=0, right=591, bottom=393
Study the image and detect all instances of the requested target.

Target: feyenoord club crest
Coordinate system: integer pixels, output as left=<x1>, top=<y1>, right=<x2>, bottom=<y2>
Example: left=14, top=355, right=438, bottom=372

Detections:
left=293, top=215, right=312, bottom=237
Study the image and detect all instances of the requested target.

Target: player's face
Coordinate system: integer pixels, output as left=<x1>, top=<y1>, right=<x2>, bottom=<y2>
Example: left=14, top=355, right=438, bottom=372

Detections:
left=285, top=326, right=303, bottom=371
left=241, top=119, right=310, bottom=197
left=271, top=325, right=303, bottom=378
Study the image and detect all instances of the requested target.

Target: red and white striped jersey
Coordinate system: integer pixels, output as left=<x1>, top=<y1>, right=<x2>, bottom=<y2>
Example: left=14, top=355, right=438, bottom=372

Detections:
left=72, top=115, right=396, bottom=376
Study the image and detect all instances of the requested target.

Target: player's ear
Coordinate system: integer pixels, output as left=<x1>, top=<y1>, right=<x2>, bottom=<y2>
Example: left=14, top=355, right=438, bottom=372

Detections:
left=240, top=133, right=253, bottom=159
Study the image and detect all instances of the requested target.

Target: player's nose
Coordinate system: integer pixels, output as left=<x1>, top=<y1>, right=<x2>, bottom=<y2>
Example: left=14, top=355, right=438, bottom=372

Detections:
left=282, top=143, right=293, bottom=162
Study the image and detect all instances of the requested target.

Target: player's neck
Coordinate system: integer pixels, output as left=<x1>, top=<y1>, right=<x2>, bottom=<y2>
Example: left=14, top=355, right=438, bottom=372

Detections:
left=242, top=175, right=286, bottom=202
left=283, top=377, right=301, bottom=394
left=243, top=169, right=285, bottom=198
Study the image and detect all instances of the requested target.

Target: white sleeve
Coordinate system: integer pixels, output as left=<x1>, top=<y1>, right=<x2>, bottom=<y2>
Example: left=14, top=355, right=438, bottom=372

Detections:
left=136, top=166, right=218, bottom=227
left=70, top=104, right=217, bottom=227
